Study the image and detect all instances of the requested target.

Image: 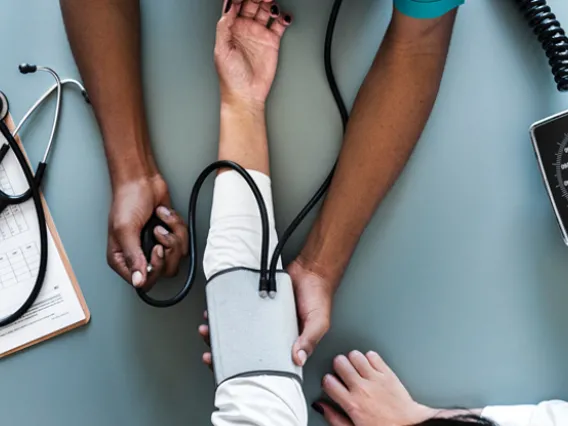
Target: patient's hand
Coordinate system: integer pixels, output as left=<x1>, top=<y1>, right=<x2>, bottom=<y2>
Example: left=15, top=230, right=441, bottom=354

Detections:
left=215, top=0, right=292, bottom=108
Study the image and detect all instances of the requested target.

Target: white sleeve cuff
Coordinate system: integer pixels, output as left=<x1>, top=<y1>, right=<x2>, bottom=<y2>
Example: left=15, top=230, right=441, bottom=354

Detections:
left=482, top=400, right=568, bottom=426
left=481, top=405, right=535, bottom=426
left=212, top=376, right=307, bottom=426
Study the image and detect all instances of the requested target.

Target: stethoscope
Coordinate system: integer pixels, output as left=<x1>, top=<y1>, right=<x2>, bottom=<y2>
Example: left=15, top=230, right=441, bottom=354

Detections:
left=0, top=63, right=90, bottom=327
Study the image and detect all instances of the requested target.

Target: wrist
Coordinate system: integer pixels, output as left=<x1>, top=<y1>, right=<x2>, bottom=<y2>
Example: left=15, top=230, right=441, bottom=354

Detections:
left=220, top=95, right=265, bottom=119
left=105, top=143, right=156, bottom=190
left=299, top=218, right=360, bottom=288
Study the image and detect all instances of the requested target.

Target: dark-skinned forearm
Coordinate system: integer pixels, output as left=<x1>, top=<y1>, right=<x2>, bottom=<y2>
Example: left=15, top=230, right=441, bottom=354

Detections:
left=60, top=0, right=156, bottom=188
left=299, top=12, right=456, bottom=285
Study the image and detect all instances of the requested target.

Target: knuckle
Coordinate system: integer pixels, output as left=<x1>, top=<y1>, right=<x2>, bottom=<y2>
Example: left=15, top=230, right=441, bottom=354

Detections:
left=111, top=219, right=131, bottom=236
left=153, top=178, right=169, bottom=197
left=319, top=317, right=331, bottom=335
left=344, top=400, right=360, bottom=417
left=348, top=350, right=360, bottom=361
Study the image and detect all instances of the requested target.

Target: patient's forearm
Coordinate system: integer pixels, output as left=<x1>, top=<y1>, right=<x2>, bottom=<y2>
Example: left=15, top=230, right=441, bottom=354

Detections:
left=218, top=100, right=269, bottom=175
left=60, top=0, right=156, bottom=188
left=299, top=11, right=457, bottom=285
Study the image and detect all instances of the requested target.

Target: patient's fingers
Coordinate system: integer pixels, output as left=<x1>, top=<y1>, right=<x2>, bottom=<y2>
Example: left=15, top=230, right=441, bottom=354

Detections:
left=270, top=13, right=292, bottom=36
left=255, top=2, right=279, bottom=26
left=240, top=0, right=262, bottom=18
left=223, top=0, right=242, bottom=17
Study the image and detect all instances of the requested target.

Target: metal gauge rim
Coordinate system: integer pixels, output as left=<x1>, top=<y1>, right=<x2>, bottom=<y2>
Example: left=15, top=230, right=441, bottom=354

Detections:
left=556, top=134, right=568, bottom=199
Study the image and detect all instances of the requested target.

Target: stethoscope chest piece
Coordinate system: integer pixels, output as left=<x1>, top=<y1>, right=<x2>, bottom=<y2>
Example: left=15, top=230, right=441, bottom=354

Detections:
left=0, top=91, right=9, bottom=121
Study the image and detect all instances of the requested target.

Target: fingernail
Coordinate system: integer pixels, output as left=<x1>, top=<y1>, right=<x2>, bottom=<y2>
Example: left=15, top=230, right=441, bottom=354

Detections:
left=156, top=226, right=169, bottom=236
left=157, top=206, right=171, bottom=217
left=298, top=350, right=307, bottom=366
left=311, top=403, right=324, bottom=416
left=270, top=5, right=279, bottom=16
left=284, top=14, right=292, bottom=24
left=132, top=271, right=143, bottom=288
left=156, top=245, right=164, bottom=258
left=224, top=0, right=232, bottom=13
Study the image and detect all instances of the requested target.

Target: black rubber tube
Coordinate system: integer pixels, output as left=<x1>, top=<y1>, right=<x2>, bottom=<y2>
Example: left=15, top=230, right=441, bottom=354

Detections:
left=137, top=161, right=272, bottom=307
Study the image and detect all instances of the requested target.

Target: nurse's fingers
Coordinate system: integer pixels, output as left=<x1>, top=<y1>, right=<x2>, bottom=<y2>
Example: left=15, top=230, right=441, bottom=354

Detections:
left=270, top=13, right=292, bottom=36
left=366, top=351, right=391, bottom=375
left=156, top=206, right=188, bottom=256
left=348, top=350, right=376, bottom=380
left=109, top=228, right=148, bottom=289
left=255, top=2, right=279, bottom=26
left=312, top=402, right=354, bottom=426
left=333, top=355, right=361, bottom=389
left=153, top=225, right=182, bottom=277
left=144, top=245, right=165, bottom=289
left=322, top=374, right=351, bottom=410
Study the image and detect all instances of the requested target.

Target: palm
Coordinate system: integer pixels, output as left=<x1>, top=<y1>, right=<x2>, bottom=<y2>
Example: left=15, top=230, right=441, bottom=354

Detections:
left=215, top=1, right=291, bottom=104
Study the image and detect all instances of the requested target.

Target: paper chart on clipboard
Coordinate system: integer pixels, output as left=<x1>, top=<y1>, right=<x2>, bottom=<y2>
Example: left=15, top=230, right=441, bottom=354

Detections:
left=0, top=116, right=89, bottom=357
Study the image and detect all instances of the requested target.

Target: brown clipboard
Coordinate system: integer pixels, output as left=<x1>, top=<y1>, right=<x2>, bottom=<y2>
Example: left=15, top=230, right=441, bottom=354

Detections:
left=0, top=114, right=90, bottom=358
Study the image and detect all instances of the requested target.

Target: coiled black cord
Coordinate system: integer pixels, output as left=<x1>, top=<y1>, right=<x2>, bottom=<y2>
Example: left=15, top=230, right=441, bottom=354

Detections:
left=514, top=0, right=568, bottom=91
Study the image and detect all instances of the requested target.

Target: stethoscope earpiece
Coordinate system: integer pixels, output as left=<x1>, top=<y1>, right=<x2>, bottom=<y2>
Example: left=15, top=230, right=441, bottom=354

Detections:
left=18, top=63, right=37, bottom=75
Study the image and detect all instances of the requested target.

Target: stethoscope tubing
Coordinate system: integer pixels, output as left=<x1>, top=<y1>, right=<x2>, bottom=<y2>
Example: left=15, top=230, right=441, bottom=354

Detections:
left=0, top=120, right=48, bottom=327
left=0, top=68, right=87, bottom=327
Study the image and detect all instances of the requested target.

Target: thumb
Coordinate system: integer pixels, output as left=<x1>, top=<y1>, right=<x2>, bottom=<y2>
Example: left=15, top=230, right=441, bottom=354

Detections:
left=218, top=0, right=238, bottom=37
left=312, top=402, right=353, bottom=426
left=293, top=311, right=330, bottom=366
left=118, top=229, right=148, bottom=288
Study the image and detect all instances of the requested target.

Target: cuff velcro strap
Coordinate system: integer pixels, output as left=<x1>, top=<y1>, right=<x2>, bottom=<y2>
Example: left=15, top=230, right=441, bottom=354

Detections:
left=206, top=268, right=302, bottom=386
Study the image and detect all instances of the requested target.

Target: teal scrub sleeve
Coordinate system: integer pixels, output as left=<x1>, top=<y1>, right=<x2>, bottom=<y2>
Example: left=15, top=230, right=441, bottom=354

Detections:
left=394, top=0, right=464, bottom=19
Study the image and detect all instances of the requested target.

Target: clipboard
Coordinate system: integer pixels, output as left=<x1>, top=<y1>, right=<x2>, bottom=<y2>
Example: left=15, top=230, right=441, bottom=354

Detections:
left=0, top=114, right=90, bottom=358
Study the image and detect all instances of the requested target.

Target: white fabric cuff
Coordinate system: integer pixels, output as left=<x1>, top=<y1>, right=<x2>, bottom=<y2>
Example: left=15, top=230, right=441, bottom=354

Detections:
left=482, top=405, right=535, bottom=426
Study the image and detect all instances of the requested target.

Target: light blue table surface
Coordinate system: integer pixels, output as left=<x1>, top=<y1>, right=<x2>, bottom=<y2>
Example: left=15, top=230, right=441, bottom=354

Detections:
left=2, top=0, right=568, bottom=424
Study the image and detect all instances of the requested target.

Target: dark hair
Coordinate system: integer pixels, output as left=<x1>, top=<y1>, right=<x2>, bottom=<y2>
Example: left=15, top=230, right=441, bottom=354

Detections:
left=416, top=414, right=498, bottom=425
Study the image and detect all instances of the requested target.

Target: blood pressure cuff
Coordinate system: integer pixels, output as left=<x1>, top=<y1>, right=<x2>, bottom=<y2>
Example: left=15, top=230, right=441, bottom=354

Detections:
left=206, top=268, right=302, bottom=386
left=394, top=0, right=464, bottom=19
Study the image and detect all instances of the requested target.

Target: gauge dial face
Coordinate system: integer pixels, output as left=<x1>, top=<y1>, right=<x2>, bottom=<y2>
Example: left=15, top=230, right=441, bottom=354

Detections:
left=532, top=111, right=568, bottom=243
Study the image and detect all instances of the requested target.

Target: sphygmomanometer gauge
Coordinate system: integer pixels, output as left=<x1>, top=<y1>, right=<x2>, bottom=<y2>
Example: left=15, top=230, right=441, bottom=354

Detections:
left=531, top=110, right=568, bottom=245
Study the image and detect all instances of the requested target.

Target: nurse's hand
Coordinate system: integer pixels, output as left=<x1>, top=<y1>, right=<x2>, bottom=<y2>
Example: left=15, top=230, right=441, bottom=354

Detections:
left=312, top=351, right=436, bottom=426
left=215, top=0, right=293, bottom=108
left=288, top=259, right=334, bottom=367
left=107, top=175, right=188, bottom=289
